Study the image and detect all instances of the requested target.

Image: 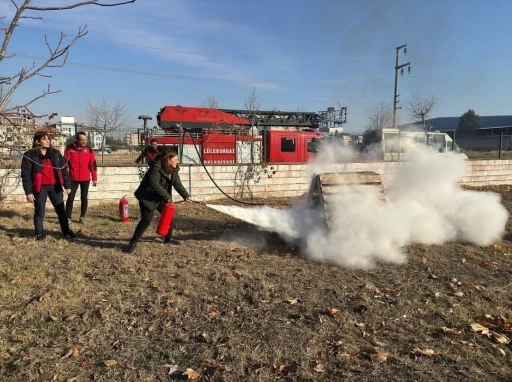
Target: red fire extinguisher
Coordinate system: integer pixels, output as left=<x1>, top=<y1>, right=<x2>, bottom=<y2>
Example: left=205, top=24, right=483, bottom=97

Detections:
left=156, top=202, right=176, bottom=236
left=119, top=195, right=129, bottom=223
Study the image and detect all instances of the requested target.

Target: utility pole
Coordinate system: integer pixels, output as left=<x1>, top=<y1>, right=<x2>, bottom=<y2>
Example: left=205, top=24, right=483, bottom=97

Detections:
left=392, top=44, right=411, bottom=129
left=138, top=115, right=152, bottom=164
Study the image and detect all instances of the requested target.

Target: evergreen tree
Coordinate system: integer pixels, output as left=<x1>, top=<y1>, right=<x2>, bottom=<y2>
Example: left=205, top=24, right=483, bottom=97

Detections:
left=457, top=109, right=482, bottom=132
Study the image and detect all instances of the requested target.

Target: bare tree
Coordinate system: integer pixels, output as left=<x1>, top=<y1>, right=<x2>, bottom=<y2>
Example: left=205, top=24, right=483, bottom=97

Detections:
left=366, top=102, right=393, bottom=132
left=244, top=87, right=260, bottom=115
left=406, top=94, right=439, bottom=131
left=0, top=0, right=136, bottom=202
left=85, top=98, right=130, bottom=163
left=0, top=0, right=135, bottom=112
left=234, top=88, right=261, bottom=199
left=200, top=96, right=220, bottom=109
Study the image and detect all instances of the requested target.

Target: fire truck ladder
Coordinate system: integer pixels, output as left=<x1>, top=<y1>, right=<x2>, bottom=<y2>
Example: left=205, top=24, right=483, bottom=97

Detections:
left=220, top=105, right=348, bottom=129
left=219, top=109, right=322, bottom=128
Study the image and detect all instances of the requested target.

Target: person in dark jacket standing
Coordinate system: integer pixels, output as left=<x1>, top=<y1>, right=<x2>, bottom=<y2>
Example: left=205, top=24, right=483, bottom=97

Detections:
left=135, top=139, right=161, bottom=164
left=21, top=131, right=76, bottom=240
left=125, top=151, right=192, bottom=253
left=64, top=131, right=98, bottom=224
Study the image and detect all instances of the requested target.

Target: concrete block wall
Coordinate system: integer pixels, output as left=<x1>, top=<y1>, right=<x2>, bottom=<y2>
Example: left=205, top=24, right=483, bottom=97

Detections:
left=1, top=160, right=512, bottom=205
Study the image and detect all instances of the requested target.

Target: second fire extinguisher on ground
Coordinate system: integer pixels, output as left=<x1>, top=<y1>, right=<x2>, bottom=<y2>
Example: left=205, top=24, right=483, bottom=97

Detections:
left=119, top=196, right=129, bottom=223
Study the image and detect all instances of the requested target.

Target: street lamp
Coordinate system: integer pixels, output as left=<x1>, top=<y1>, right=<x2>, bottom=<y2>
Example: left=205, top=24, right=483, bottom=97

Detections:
left=138, top=115, right=152, bottom=164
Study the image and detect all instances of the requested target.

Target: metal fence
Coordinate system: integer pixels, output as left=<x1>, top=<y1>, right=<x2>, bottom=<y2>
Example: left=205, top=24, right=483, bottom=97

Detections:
left=94, top=149, right=141, bottom=166
left=446, top=132, right=512, bottom=159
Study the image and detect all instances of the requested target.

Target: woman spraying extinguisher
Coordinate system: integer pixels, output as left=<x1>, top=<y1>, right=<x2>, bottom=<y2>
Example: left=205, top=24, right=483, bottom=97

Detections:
left=124, top=151, right=193, bottom=253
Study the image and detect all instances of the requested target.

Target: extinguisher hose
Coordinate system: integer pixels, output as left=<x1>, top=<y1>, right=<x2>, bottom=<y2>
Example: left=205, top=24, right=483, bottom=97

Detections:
left=187, top=130, right=263, bottom=206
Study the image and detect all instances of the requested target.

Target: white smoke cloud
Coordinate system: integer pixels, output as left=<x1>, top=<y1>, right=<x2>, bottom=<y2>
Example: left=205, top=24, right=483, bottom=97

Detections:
left=207, top=146, right=508, bottom=269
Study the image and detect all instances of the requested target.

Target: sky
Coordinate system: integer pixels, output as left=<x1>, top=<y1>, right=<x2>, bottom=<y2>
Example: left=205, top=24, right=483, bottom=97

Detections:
left=1, top=0, right=512, bottom=132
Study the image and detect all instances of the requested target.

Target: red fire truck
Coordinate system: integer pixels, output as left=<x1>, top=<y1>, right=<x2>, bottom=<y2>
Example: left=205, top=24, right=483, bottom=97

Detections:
left=142, top=105, right=340, bottom=164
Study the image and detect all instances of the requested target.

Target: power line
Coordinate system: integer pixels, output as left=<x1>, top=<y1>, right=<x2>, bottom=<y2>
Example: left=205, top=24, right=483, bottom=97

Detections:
left=15, top=25, right=396, bottom=62
left=9, top=52, right=394, bottom=85
left=408, top=75, right=507, bottom=90
left=10, top=51, right=507, bottom=91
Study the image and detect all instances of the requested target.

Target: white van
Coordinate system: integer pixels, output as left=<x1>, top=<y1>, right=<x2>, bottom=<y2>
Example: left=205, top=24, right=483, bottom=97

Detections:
left=380, top=128, right=468, bottom=160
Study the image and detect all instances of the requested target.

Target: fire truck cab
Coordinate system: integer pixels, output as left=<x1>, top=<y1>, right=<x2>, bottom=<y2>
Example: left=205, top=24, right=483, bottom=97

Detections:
left=264, top=129, right=323, bottom=163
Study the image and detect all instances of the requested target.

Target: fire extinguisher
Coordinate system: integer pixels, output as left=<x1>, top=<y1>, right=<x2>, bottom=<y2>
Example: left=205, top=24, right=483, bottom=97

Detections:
left=156, top=202, right=176, bottom=236
left=119, top=195, right=129, bottom=223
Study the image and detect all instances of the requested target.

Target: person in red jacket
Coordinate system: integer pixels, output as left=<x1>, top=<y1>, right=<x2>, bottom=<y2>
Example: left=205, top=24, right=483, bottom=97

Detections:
left=64, top=131, right=98, bottom=224
left=20, top=131, right=76, bottom=240
left=135, top=139, right=161, bottom=164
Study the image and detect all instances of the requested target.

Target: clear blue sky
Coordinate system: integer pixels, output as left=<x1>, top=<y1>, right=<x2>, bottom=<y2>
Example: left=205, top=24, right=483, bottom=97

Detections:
left=2, top=0, right=512, bottom=132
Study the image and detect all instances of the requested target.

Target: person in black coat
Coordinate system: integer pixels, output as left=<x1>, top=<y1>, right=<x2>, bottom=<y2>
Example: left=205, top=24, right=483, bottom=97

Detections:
left=125, top=151, right=192, bottom=253
left=20, top=131, right=76, bottom=240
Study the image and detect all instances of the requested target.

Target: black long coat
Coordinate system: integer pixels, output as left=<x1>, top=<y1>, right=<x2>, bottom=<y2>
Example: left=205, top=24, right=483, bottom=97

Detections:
left=134, top=158, right=189, bottom=210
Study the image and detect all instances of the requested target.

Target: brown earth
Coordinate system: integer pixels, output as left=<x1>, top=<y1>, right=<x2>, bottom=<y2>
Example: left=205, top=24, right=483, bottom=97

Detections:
left=0, top=187, right=512, bottom=381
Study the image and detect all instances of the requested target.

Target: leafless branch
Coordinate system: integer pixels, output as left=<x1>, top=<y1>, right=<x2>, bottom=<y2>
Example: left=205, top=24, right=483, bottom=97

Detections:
left=26, top=0, right=135, bottom=11
left=201, top=96, right=220, bottom=109
left=85, top=98, right=130, bottom=158
left=406, top=94, right=439, bottom=123
left=244, top=88, right=260, bottom=113
left=15, top=85, right=61, bottom=110
left=0, top=0, right=136, bottom=202
left=365, top=102, right=392, bottom=132
left=0, top=24, right=87, bottom=110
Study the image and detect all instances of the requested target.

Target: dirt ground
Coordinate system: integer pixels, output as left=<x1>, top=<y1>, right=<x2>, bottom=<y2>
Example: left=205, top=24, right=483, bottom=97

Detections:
left=1, top=187, right=511, bottom=381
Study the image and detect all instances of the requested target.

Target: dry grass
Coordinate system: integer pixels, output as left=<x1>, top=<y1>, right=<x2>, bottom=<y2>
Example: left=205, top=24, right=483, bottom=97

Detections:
left=464, top=150, right=512, bottom=160
left=1, top=190, right=512, bottom=381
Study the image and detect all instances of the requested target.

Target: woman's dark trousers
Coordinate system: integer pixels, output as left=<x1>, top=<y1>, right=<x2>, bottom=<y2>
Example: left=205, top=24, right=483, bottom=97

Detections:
left=130, top=201, right=173, bottom=243
left=34, top=185, right=70, bottom=235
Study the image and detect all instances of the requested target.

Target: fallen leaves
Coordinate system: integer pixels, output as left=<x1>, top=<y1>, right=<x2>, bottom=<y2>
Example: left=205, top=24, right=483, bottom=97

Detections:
left=369, top=351, right=388, bottom=363
left=103, top=359, right=117, bottom=367
left=60, top=347, right=80, bottom=360
left=442, top=327, right=462, bottom=335
left=183, top=368, right=201, bottom=380
left=208, top=311, right=219, bottom=319
left=313, top=362, right=325, bottom=373
left=480, top=260, right=500, bottom=270
left=78, top=227, right=89, bottom=234
left=470, top=314, right=511, bottom=346
left=471, top=323, right=490, bottom=335
left=10, top=275, right=21, bottom=284
left=38, top=291, right=52, bottom=302
left=411, top=348, right=435, bottom=356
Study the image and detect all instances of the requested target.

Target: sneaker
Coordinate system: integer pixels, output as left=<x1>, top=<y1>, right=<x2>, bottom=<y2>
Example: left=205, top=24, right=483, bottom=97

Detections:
left=63, top=230, right=76, bottom=239
left=164, top=238, right=181, bottom=245
left=79, top=216, right=86, bottom=224
left=35, top=234, right=46, bottom=241
left=123, top=241, right=137, bottom=254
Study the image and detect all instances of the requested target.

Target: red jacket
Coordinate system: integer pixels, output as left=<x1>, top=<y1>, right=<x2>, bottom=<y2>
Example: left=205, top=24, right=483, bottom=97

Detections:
left=64, top=143, right=98, bottom=182
left=21, top=148, right=70, bottom=194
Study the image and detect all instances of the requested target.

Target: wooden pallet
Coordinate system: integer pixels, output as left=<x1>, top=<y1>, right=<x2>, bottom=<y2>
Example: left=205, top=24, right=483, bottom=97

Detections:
left=306, top=171, right=386, bottom=229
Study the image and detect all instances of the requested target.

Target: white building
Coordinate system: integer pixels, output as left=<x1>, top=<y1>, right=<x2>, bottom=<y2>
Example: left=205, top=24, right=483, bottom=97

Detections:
left=53, top=116, right=76, bottom=137
left=124, top=131, right=140, bottom=146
